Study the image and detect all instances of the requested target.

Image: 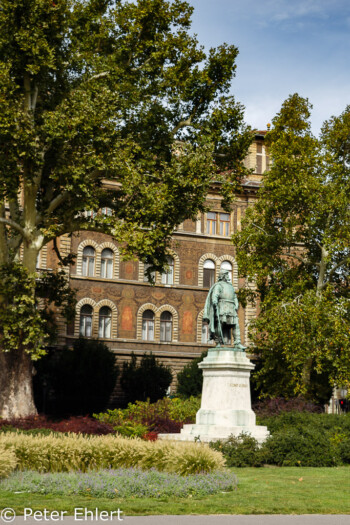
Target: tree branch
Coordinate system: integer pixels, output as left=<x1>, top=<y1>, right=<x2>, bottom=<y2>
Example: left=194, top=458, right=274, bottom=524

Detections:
left=0, top=218, right=30, bottom=241
left=170, top=115, right=193, bottom=136
left=46, top=191, right=70, bottom=217
left=85, top=71, right=110, bottom=83
left=31, top=85, right=38, bottom=112
left=252, top=222, right=274, bottom=236
left=325, top=255, right=350, bottom=285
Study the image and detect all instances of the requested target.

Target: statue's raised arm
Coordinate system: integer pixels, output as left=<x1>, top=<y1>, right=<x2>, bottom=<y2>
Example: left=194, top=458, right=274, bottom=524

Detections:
left=203, top=270, right=245, bottom=350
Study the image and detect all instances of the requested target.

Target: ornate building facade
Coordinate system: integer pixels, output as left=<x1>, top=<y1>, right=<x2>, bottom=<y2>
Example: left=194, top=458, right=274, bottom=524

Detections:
left=39, top=132, right=269, bottom=395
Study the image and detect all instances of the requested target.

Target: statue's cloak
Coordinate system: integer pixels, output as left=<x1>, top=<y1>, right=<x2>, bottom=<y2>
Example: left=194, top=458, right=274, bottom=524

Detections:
left=203, top=283, right=218, bottom=338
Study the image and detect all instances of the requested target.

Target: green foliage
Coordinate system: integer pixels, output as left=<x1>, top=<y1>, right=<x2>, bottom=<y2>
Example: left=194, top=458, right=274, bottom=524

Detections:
left=0, top=0, right=252, bottom=416
left=0, top=263, right=47, bottom=358
left=33, top=338, right=119, bottom=415
left=263, top=429, right=341, bottom=467
left=211, top=433, right=265, bottom=467
left=213, top=412, right=350, bottom=467
left=176, top=352, right=207, bottom=398
left=94, top=396, right=200, bottom=428
left=0, top=0, right=252, bottom=295
left=233, top=94, right=350, bottom=399
left=113, top=421, right=149, bottom=439
left=0, top=432, right=225, bottom=474
left=120, top=353, right=172, bottom=404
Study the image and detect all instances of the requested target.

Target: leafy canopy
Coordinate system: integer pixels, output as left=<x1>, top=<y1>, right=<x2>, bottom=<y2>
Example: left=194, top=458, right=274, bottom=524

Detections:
left=233, top=94, right=350, bottom=400
left=0, top=0, right=252, bottom=356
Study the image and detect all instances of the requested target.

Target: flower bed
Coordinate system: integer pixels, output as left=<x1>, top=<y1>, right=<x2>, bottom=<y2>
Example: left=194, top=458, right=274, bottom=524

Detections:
left=0, top=468, right=236, bottom=498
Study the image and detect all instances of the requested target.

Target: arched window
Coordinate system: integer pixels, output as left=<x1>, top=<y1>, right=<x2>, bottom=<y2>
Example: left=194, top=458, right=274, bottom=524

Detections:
left=220, top=260, right=232, bottom=282
left=100, top=248, right=114, bottom=279
left=82, top=246, right=95, bottom=277
left=142, top=310, right=155, bottom=341
left=202, top=321, right=209, bottom=343
left=98, top=306, right=112, bottom=338
left=160, top=311, right=172, bottom=342
left=203, top=259, right=215, bottom=288
left=161, top=257, right=174, bottom=285
left=80, top=305, right=93, bottom=336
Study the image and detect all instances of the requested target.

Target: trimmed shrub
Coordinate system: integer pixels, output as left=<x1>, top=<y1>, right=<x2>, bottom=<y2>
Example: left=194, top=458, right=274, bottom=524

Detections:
left=263, top=428, right=341, bottom=467
left=120, top=353, right=172, bottom=404
left=212, top=413, right=350, bottom=468
left=258, top=412, right=350, bottom=435
left=176, top=352, right=207, bottom=398
left=339, top=438, right=350, bottom=463
left=0, top=445, right=17, bottom=478
left=210, top=433, right=266, bottom=467
left=34, top=338, right=119, bottom=415
left=0, top=433, right=224, bottom=474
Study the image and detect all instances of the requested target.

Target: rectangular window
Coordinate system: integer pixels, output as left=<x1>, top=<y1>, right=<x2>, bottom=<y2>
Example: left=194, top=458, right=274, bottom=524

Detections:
left=206, top=212, right=217, bottom=235
left=207, top=212, right=230, bottom=236
left=219, top=213, right=230, bottom=236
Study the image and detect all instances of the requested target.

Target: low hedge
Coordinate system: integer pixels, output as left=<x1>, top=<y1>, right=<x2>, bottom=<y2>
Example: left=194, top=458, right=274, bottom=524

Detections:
left=211, top=412, right=350, bottom=467
left=0, top=432, right=224, bottom=475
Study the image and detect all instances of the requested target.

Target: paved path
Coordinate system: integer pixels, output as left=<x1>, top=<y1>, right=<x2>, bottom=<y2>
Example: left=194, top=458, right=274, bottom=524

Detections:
left=11, top=515, right=350, bottom=525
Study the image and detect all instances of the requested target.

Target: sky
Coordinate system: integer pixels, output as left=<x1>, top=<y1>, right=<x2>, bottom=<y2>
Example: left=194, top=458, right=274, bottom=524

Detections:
left=188, top=0, right=350, bottom=135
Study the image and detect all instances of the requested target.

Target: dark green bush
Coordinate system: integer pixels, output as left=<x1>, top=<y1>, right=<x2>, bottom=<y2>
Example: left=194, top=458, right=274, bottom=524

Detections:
left=176, top=352, right=207, bottom=398
left=34, top=338, right=119, bottom=415
left=120, top=353, right=172, bottom=405
left=258, top=412, right=350, bottom=435
left=263, top=428, right=341, bottom=467
left=212, top=412, right=350, bottom=467
left=210, top=433, right=266, bottom=467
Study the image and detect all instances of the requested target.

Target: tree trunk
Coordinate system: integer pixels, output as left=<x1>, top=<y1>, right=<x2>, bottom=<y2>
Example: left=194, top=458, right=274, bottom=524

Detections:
left=0, top=348, right=37, bottom=418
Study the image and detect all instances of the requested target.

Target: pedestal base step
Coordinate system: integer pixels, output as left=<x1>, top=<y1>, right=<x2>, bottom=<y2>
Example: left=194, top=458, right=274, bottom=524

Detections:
left=158, top=424, right=269, bottom=444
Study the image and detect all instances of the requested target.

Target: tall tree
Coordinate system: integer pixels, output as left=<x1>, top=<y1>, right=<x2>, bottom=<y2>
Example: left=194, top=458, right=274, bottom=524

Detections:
left=233, top=94, right=350, bottom=402
left=0, top=0, right=252, bottom=417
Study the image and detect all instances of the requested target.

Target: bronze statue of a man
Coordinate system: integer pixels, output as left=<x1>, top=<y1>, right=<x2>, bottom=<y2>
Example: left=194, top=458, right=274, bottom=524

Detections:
left=203, top=270, right=245, bottom=350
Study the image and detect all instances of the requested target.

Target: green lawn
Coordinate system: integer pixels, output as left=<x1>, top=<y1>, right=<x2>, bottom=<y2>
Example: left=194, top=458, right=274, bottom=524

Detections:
left=0, top=467, right=349, bottom=515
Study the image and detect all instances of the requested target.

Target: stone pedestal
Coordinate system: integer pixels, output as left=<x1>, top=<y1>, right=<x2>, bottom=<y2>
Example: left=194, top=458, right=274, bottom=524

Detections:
left=159, top=347, right=269, bottom=443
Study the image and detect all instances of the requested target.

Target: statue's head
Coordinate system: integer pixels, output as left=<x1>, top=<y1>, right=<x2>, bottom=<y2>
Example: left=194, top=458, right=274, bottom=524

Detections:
left=218, top=270, right=230, bottom=282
